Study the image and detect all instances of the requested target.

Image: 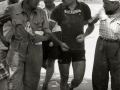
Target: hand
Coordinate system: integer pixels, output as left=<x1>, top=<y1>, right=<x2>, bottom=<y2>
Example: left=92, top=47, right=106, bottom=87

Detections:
left=25, top=22, right=35, bottom=36
left=1, top=37, right=10, bottom=47
left=61, top=43, right=69, bottom=51
left=76, top=34, right=85, bottom=43
left=49, top=42, right=54, bottom=47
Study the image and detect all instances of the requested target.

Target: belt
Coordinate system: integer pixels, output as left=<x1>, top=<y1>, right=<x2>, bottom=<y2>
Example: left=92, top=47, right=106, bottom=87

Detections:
left=99, top=36, right=120, bottom=56
left=99, top=36, right=120, bottom=42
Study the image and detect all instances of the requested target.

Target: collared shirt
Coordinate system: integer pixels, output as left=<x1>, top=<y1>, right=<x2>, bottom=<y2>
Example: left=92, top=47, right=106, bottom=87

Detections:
left=0, top=62, right=9, bottom=80
left=8, top=1, right=51, bottom=38
left=93, top=7, right=120, bottom=40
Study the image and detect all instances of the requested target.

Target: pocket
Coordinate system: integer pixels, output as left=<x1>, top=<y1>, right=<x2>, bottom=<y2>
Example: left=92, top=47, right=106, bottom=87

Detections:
left=99, top=19, right=107, bottom=30
left=12, top=19, right=23, bottom=26
left=110, top=21, right=120, bottom=34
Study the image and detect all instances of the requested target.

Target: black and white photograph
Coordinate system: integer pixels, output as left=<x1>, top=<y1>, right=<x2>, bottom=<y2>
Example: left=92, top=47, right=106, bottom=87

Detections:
left=0, top=0, right=120, bottom=90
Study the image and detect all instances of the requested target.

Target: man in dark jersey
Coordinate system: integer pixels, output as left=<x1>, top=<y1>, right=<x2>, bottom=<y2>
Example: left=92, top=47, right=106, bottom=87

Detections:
left=50, top=0, right=94, bottom=90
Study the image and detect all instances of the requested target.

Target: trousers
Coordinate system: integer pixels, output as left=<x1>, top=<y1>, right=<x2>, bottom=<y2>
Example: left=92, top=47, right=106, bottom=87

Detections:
left=6, top=40, right=43, bottom=90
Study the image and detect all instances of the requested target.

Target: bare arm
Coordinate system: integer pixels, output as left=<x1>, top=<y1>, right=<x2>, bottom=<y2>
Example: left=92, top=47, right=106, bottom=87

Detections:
left=49, top=21, right=69, bottom=51
left=84, top=23, right=94, bottom=37
left=49, top=21, right=63, bottom=46
left=76, top=22, right=94, bottom=43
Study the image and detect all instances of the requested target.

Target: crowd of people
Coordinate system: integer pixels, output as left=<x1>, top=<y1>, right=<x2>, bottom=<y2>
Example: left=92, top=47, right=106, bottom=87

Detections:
left=0, top=0, right=120, bottom=90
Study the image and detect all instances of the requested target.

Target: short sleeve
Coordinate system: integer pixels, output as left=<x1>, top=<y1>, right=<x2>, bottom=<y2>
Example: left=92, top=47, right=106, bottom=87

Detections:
left=50, top=4, right=61, bottom=22
left=82, top=3, right=92, bottom=22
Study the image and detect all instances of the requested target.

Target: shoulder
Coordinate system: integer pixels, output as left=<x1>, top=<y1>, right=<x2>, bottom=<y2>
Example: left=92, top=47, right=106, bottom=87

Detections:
left=8, top=3, right=20, bottom=9
left=50, top=3, right=63, bottom=23
left=53, top=3, right=63, bottom=12
left=55, top=3, right=63, bottom=8
left=98, top=7, right=105, bottom=14
left=8, top=3, right=21, bottom=14
left=51, top=3, right=63, bottom=16
left=77, top=2, right=91, bottom=16
left=97, top=7, right=108, bottom=20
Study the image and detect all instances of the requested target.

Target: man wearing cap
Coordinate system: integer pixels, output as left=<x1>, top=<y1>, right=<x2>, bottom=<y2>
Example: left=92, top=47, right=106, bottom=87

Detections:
left=91, top=0, right=120, bottom=90
left=50, top=0, right=94, bottom=90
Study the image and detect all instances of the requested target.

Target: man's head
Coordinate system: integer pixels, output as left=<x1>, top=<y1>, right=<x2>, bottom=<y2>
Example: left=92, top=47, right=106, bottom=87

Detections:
left=62, top=0, right=76, bottom=6
left=24, top=0, right=40, bottom=9
left=103, top=0, right=120, bottom=15
left=44, top=0, right=55, bottom=9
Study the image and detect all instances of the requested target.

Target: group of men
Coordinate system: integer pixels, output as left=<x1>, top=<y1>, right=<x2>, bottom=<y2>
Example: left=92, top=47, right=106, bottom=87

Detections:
left=0, top=0, right=120, bottom=90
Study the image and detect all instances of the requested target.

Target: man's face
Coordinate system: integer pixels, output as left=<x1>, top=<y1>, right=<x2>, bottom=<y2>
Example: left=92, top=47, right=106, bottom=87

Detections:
left=103, top=0, right=119, bottom=14
left=26, top=0, right=40, bottom=8
left=62, top=0, right=75, bottom=6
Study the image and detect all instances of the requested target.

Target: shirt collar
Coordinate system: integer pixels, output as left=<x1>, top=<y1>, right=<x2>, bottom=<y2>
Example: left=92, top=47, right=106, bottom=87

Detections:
left=15, top=1, right=37, bottom=15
